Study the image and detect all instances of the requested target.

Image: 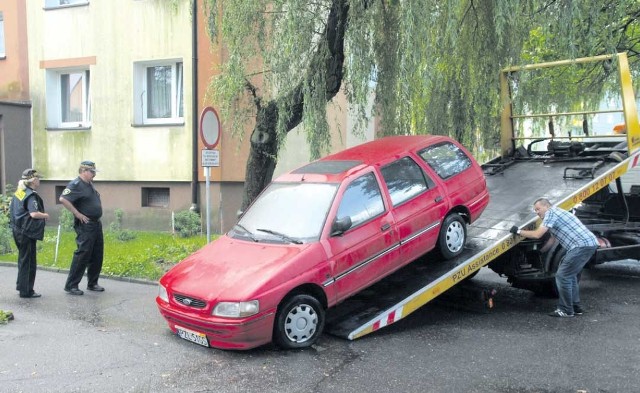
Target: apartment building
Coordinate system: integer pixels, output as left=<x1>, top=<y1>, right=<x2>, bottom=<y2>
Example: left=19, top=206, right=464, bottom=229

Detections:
left=11, top=0, right=373, bottom=233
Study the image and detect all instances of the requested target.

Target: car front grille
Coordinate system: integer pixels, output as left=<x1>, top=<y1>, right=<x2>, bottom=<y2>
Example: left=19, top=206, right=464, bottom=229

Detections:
left=173, top=293, right=207, bottom=308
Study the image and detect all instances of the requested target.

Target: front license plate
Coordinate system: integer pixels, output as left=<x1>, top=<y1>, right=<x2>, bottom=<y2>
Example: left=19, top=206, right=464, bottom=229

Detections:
left=175, top=325, right=209, bottom=347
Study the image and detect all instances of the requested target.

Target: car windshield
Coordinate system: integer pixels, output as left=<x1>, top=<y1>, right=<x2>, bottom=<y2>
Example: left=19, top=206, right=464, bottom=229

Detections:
left=234, top=182, right=339, bottom=243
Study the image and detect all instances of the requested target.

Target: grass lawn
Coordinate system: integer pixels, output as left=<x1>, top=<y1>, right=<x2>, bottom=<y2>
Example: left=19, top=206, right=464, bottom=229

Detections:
left=1, top=228, right=210, bottom=281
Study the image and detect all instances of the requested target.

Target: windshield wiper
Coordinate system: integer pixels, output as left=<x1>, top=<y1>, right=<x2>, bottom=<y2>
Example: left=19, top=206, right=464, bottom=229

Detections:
left=256, top=228, right=303, bottom=244
left=234, top=223, right=258, bottom=242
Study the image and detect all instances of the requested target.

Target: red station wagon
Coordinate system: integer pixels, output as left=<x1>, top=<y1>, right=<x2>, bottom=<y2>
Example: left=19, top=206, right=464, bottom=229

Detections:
left=156, top=135, right=489, bottom=350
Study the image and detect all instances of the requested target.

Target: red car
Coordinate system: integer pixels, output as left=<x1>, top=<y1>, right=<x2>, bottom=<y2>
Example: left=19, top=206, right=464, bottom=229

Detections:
left=156, top=135, right=489, bottom=350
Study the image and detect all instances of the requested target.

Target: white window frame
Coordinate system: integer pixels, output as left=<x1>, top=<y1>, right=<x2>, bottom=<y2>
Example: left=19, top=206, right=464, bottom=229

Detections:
left=44, top=0, right=89, bottom=9
left=45, top=67, right=91, bottom=129
left=133, top=60, right=184, bottom=125
left=0, top=12, right=5, bottom=58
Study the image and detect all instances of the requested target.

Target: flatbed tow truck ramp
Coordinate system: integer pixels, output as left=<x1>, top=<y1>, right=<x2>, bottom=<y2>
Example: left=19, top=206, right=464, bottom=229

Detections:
left=326, top=52, right=640, bottom=341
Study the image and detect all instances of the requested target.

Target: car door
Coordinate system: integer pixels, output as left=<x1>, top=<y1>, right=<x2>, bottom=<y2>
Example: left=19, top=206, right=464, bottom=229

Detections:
left=326, top=171, right=400, bottom=303
left=380, top=156, right=449, bottom=265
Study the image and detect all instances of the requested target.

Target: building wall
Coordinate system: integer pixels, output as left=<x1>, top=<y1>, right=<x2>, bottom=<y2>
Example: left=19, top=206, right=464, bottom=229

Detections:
left=26, top=0, right=194, bottom=182
left=0, top=1, right=32, bottom=193
left=21, top=1, right=377, bottom=234
left=24, top=0, right=199, bottom=230
left=38, top=180, right=193, bottom=231
left=0, top=0, right=29, bottom=101
left=0, top=102, right=33, bottom=193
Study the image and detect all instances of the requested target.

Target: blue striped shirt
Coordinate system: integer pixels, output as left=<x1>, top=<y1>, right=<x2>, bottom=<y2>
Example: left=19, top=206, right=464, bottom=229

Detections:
left=542, top=207, right=598, bottom=250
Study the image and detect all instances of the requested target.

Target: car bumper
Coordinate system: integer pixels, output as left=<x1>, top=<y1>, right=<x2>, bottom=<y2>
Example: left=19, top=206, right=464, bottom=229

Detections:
left=156, top=298, right=276, bottom=350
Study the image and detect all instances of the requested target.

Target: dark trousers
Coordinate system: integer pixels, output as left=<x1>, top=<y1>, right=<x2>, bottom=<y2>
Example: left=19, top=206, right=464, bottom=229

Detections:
left=14, top=231, right=37, bottom=297
left=65, top=220, right=104, bottom=289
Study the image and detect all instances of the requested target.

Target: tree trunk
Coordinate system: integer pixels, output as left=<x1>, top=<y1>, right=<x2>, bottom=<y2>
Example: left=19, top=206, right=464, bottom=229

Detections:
left=241, top=0, right=349, bottom=210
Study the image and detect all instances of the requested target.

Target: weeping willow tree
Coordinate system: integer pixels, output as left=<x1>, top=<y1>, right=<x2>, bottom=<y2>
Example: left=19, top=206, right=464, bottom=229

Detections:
left=202, top=0, right=640, bottom=209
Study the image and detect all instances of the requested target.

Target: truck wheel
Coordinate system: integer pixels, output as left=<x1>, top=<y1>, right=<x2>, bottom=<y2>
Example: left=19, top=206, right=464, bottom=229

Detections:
left=438, top=213, right=466, bottom=259
left=273, top=294, right=325, bottom=349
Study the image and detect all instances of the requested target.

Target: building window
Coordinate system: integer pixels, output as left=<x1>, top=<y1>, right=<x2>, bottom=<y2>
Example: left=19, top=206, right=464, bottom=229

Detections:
left=142, top=188, right=170, bottom=208
left=45, top=68, right=91, bottom=128
left=44, top=0, right=89, bottom=9
left=133, top=60, right=184, bottom=125
left=0, top=12, right=5, bottom=58
left=55, top=186, right=66, bottom=204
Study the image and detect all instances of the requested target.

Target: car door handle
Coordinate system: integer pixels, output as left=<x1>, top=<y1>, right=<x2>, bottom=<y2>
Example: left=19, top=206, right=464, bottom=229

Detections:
left=434, top=196, right=444, bottom=203
left=381, top=223, right=391, bottom=231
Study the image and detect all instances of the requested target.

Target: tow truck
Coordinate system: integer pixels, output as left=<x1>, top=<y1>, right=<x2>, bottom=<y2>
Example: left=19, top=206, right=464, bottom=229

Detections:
left=326, top=52, right=640, bottom=340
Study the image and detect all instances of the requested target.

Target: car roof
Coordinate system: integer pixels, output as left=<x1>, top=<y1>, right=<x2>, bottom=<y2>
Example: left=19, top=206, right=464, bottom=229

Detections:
left=276, top=135, right=451, bottom=183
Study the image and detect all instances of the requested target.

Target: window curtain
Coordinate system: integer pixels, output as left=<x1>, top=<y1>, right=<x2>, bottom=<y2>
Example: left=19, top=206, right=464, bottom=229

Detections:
left=147, top=66, right=172, bottom=119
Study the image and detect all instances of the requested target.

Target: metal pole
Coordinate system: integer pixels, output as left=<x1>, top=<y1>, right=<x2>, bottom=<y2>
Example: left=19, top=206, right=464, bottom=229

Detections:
left=205, top=166, right=211, bottom=242
left=54, top=224, right=61, bottom=264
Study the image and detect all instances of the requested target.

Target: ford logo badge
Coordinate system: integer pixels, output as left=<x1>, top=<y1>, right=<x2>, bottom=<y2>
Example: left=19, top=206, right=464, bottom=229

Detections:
left=182, top=298, right=192, bottom=305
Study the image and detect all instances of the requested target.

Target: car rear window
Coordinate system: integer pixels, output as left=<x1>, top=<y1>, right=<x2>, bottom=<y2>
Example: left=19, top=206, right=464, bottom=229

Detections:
left=417, top=142, right=472, bottom=180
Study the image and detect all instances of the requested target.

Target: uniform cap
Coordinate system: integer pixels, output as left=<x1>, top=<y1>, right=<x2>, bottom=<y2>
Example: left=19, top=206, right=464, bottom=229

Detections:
left=21, top=168, right=42, bottom=180
left=80, top=160, right=98, bottom=172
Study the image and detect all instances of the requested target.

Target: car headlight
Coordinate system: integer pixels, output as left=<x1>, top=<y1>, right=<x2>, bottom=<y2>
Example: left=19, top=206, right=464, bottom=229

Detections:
left=212, top=300, right=259, bottom=318
left=158, top=284, right=169, bottom=303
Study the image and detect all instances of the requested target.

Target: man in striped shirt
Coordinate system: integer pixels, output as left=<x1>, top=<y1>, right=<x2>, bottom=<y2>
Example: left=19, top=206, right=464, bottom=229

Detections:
left=511, top=198, right=598, bottom=318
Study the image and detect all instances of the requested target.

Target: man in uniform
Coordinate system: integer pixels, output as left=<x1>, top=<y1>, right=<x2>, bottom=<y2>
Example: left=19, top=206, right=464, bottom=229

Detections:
left=511, top=197, right=598, bottom=317
left=61, top=161, right=105, bottom=295
left=10, top=169, right=49, bottom=298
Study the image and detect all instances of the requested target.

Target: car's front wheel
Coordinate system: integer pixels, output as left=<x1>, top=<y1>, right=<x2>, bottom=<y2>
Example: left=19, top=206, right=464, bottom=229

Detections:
left=438, top=213, right=466, bottom=259
left=273, top=294, right=325, bottom=349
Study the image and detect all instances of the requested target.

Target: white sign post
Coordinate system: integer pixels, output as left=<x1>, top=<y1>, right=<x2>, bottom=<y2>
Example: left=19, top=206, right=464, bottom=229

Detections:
left=200, top=107, right=221, bottom=243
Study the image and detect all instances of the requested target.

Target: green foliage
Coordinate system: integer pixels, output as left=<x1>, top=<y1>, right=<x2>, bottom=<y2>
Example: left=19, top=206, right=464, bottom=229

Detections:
left=0, top=214, right=13, bottom=255
left=173, top=210, right=202, bottom=238
left=205, top=0, right=640, bottom=160
left=59, top=209, right=74, bottom=232
left=6, top=228, right=209, bottom=281
left=0, top=187, right=15, bottom=255
left=109, top=208, right=137, bottom=242
left=0, top=310, right=14, bottom=325
left=109, top=208, right=124, bottom=232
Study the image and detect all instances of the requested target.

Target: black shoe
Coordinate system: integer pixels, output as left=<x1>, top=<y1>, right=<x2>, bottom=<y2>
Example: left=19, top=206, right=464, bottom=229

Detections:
left=19, top=292, right=41, bottom=298
left=573, top=305, right=584, bottom=315
left=65, top=287, right=84, bottom=296
left=87, top=284, right=105, bottom=292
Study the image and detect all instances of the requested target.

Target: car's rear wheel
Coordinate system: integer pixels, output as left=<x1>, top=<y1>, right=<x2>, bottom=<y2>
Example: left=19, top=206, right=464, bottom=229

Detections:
left=273, top=294, right=325, bottom=349
left=438, top=213, right=466, bottom=259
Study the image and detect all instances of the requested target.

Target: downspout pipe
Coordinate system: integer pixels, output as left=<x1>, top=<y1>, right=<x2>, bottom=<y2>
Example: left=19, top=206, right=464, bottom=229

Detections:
left=190, top=0, right=199, bottom=212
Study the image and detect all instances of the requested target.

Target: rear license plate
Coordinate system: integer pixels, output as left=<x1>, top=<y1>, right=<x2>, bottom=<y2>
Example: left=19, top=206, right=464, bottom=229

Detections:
left=175, top=325, right=209, bottom=347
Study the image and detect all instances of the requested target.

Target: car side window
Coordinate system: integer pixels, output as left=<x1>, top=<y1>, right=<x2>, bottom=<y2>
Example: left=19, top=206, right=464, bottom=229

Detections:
left=417, top=142, right=472, bottom=180
left=336, top=173, right=385, bottom=228
left=380, top=157, right=428, bottom=207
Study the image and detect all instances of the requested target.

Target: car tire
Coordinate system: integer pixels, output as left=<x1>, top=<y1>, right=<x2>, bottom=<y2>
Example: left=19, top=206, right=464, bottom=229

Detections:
left=273, top=294, right=325, bottom=349
left=438, top=213, right=466, bottom=259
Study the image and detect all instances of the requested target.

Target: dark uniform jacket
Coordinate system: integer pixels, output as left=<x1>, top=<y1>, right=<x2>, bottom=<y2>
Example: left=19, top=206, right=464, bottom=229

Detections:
left=61, top=177, right=102, bottom=222
left=10, top=187, right=46, bottom=240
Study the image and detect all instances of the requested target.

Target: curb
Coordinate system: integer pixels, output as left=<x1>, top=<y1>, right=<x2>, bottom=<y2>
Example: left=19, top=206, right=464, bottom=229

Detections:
left=0, top=261, right=158, bottom=286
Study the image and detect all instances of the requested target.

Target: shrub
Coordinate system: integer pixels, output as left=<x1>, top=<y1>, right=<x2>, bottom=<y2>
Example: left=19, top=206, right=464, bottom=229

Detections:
left=109, top=209, right=137, bottom=242
left=0, top=213, right=13, bottom=254
left=174, top=210, right=201, bottom=238
left=59, top=209, right=75, bottom=231
left=109, top=208, right=124, bottom=232
left=0, top=187, right=15, bottom=254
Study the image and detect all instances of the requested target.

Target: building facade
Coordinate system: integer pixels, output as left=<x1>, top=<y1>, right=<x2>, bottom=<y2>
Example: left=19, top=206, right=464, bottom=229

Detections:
left=0, top=0, right=32, bottom=194
left=17, top=0, right=374, bottom=233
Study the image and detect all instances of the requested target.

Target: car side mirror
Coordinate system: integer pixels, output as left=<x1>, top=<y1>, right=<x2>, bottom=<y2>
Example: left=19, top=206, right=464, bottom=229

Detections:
left=331, top=216, right=352, bottom=237
left=236, top=209, right=244, bottom=219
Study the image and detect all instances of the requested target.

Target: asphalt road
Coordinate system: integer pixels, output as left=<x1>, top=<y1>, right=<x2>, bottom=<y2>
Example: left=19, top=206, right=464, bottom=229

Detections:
left=1, top=261, right=639, bottom=393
